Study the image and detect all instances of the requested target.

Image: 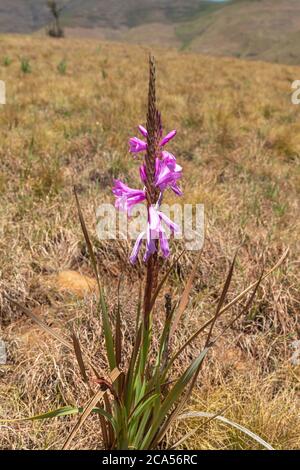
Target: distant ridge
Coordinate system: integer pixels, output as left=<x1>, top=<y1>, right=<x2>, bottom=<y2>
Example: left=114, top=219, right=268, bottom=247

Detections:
left=1, top=0, right=300, bottom=65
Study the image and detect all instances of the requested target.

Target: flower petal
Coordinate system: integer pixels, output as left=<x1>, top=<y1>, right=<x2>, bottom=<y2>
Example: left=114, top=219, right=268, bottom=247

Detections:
left=170, top=183, right=182, bottom=196
left=129, top=137, right=147, bottom=153
left=158, top=211, right=180, bottom=233
left=139, top=164, right=147, bottom=184
left=159, top=227, right=170, bottom=258
left=138, top=125, right=148, bottom=137
left=130, top=231, right=145, bottom=264
left=112, top=180, right=146, bottom=214
left=160, top=130, right=177, bottom=147
left=144, top=224, right=157, bottom=262
left=154, top=155, right=182, bottom=191
left=149, top=206, right=160, bottom=231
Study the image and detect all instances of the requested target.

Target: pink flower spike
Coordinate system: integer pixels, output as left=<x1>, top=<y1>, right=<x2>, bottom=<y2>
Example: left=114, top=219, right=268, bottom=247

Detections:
left=129, top=137, right=147, bottom=153
left=160, top=130, right=177, bottom=147
left=138, top=125, right=148, bottom=137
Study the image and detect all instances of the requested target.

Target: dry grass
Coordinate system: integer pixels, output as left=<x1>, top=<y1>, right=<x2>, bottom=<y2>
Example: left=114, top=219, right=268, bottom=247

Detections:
left=175, top=366, right=300, bottom=450
left=0, top=35, right=299, bottom=449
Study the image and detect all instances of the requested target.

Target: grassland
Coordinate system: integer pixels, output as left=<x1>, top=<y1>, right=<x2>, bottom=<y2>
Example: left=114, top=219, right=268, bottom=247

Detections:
left=0, top=35, right=299, bottom=449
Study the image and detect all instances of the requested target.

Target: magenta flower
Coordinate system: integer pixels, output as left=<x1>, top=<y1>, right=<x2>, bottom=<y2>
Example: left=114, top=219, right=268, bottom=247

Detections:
left=160, top=130, right=177, bottom=147
left=129, top=125, right=177, bottom=155
left=130, top=206, right=179, bottom=264
left=155, top=151, right=182, bottom=195
left=139, top=164, right=147, bottom=184
left=138, top=125, right=148, bottom=138
left=130, top=230, right=146, bottom=264
left=112, top=180, right=146, bottom=215
left=129, top=137, right=147, bottom=154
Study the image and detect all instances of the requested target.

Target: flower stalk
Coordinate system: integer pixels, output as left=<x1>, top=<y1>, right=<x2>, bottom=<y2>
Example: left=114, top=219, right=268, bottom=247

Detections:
left=143, top=57, right=161, bottom=320
left=114, top=55, right=182, bottom=322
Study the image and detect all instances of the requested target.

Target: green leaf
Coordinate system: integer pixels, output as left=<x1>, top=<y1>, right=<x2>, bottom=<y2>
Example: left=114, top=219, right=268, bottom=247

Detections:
left=130, top=393, right=159, bottom=423
left=1, top=405, right=116, bottom=428
left=97, top=297, right=116, bottom=371
left=0, top=406, right=79, bottom=423
left=141, top=347, right=209, bottom=449
left=115, top=276, right=123, bottom=368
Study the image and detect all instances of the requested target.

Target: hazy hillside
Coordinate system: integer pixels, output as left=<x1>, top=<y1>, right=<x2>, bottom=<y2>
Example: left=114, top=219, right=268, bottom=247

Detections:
left=0, top=0, right=51, bottom=33
left=178, top=0, right=300, bottom=64
left=63, top=0, right=222, bottom=28
left=0, top=0, right=224, bottom=32
left=1, top=0, right=300, bottom=64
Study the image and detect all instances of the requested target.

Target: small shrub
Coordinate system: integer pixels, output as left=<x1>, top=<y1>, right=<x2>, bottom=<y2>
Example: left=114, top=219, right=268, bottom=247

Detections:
left=57, top=59, right=67, bottom=75
left=3, top=56, right=12, bottom=67
left=20, top=58, right=31, bottom=74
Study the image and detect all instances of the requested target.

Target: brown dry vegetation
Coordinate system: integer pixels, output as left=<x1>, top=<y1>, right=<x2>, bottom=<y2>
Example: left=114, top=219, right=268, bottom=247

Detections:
left=0, top=35, right=299, bottom=450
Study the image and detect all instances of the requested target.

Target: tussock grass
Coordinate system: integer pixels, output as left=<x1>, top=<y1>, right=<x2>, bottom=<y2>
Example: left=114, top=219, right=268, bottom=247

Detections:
left=177, top=366, right=300, bottom=450
left=0, top=35, right=299, bottom=449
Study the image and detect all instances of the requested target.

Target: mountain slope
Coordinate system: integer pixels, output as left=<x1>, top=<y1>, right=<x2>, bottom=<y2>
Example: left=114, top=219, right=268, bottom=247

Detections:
left=0, top=0, right=52, bottom=33
left=0, top=1, right=225, bottom=33
left=178, top=0, right=300, bottom=63
left=1, top=0, right=300, bottom=64
left=63, top=0, right=221, bottom=28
